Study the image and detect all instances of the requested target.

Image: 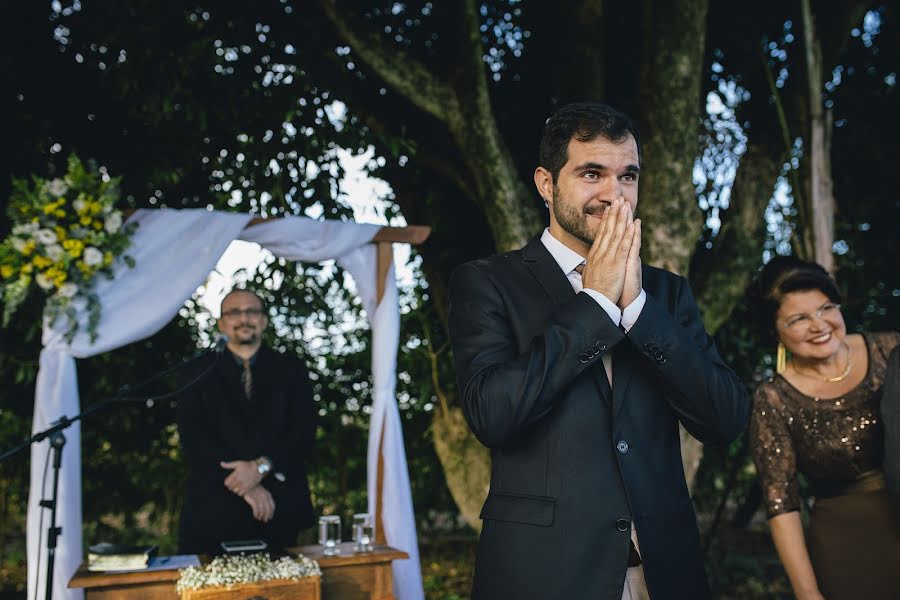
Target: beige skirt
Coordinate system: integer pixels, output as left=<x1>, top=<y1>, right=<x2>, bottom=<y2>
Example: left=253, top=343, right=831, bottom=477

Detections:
left=807, top=470, right=900, bottom=600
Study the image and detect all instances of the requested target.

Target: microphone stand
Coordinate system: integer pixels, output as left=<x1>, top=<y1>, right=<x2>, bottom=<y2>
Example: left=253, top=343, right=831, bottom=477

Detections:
left=0, top=339, right=227, bottom=600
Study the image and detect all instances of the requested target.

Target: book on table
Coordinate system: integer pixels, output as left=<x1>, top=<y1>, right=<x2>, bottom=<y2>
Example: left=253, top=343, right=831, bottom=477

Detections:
left=87, top=543, right=158, bottom=571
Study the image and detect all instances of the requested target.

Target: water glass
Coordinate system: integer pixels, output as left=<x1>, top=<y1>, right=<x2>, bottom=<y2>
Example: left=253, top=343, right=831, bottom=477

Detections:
left=318, top=515, right=342, bottom=555
left=352, top=512, right=375, bottom=552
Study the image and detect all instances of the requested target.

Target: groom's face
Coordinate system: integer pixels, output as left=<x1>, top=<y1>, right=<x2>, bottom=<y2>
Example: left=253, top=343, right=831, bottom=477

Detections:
left=536, top=134, right=640, bottom=251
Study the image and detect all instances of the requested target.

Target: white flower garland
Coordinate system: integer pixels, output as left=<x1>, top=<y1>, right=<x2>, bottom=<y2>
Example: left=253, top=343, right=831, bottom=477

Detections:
left=175, top=553, right=321, bottom=593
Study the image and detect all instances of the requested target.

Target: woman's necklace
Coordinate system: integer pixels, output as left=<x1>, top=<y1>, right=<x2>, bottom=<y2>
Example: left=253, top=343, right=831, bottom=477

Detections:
left=802, top=342, right=853, bottom=383
left=824, top=343, right=853, bottom=382
left=792, top=341, right=853, bottom=383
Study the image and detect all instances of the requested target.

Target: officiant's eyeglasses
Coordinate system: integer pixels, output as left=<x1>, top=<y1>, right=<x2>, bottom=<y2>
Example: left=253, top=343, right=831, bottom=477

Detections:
left=221, top=308, right=265, bottom=320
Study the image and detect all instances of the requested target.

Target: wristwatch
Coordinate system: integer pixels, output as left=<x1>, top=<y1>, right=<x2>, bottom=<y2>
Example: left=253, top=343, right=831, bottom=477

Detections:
left=256, top=457, right=272, bottom=477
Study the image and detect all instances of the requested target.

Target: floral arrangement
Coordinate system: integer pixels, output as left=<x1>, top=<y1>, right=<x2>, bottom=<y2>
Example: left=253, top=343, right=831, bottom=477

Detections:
left=175, top=553, right=322, bottom=593
left=0, top=155, right=136, bottom=342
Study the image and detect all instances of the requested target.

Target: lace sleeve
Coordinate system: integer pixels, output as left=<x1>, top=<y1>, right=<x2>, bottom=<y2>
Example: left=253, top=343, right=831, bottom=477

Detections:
left=868, top=332, right=900, bottom=387
left=750, top=382, right=800, bottom=518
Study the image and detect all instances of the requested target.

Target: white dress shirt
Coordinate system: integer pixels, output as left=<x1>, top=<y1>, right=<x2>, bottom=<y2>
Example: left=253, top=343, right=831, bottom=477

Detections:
left=540, top=228, right=651, bottom=600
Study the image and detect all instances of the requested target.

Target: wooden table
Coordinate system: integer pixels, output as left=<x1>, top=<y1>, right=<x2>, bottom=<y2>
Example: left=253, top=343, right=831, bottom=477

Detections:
left=69, top=543, right=409, bottom=600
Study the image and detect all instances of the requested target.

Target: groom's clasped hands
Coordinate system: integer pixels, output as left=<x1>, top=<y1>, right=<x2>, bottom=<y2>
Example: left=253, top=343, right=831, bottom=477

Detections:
left=581, top=197, right=642, bottom=310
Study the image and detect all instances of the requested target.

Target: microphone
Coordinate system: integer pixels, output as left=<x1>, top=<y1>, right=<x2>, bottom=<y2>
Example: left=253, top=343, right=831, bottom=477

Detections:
left=213, top=335, right=229, bottom=354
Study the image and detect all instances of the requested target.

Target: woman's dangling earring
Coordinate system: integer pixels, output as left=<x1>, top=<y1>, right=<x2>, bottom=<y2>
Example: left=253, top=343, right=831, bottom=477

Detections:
left=776, top=342, right=787, bottom=374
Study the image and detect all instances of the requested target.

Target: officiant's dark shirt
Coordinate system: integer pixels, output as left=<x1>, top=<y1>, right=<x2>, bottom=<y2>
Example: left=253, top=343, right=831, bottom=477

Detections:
left=176, top=346, right=316, bottom=554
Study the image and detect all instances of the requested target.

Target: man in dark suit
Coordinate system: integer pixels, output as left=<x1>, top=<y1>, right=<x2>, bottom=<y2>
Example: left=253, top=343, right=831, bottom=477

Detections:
left=176, top=289, right=316, bottom=554
left=448, top=102, right=749, bottom=599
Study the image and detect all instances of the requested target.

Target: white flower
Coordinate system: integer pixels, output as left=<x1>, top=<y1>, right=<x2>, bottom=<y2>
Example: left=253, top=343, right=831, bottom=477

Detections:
left=46, top=244, right=65, bottom=261
left=35, top=273, right=54, bottom=290
left=83, top=247, right=104, bottom=267
left=36, top=229, right=58, bottom=245
left=104, top=211, right=123, bottom=234
left=46, top=178, right=68, bottom=197
left=73, top=198, right=86, bottom=213
left=11, top=237, right=27, bottom=252
left=57, top=283, right=79, bottom=298
left=13, top=222, right=39, bottom=236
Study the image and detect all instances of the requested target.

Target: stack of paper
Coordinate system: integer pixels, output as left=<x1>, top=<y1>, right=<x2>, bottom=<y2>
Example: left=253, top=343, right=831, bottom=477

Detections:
left=87, top=543, right=158, bottom=572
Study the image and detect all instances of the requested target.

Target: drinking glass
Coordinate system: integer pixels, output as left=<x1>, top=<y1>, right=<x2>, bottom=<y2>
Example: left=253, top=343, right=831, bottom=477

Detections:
left=318, top=515, right=342, bottom=556
left=352, top=512, right=375, bottom=552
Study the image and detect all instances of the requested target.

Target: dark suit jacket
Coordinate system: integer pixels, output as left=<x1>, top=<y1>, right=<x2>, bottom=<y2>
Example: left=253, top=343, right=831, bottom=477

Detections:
left=448, top=238, right=749, bottom=600
left=882, top=345, right=900, bottom=511
left=176, top=347, right=316, bottom=554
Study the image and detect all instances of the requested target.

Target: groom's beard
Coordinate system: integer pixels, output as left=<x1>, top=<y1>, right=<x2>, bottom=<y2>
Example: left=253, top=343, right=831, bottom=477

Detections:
left=552, top=186, right=607, bottom=246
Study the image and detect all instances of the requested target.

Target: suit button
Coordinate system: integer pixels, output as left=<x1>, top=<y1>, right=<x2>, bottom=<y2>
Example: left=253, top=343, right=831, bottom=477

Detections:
left=656, top=354, right=667, bottom=364
left=579, top=353, right=589, bottom=364
left=616, top=440, right=629, bottom=454
left=616, top=518, right=630, bottom=532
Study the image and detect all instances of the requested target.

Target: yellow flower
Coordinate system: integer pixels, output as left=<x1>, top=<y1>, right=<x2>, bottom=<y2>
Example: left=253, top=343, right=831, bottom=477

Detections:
left=22, top=240, right=36, bottom=256
left=55, top=209, right=66, bottom=218
left=57, top=197, right=66, bottom=205
left=33, top=256, right=53, bottom=269
left=63, top=239, right=84, bottom=258
left=54, top=227, right=67, bottom=241
left=92, top=221, right=103, bottom=230
left=43, top=203, right=58, bottom=215
left=80, top=216, right=92, bottom=226
left=77, top=261, right=92, bottom=275
left=22, top=263, right=33, bottom=274
left=0, top=265, right=13, bottom=279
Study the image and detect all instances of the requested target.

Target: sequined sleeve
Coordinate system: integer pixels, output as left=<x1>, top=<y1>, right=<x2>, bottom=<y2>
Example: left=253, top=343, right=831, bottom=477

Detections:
left=750, top=383, right=800, bottom=518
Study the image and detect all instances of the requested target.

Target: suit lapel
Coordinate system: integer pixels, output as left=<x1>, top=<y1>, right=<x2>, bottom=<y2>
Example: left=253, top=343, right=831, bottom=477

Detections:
left=521, top=237, right=576, bottom=306
left=521, top=237, right=612, bottom=407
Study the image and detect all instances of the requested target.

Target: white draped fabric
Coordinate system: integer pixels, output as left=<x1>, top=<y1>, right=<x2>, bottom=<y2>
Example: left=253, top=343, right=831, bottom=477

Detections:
left=27, top=210, right=423, bottom=600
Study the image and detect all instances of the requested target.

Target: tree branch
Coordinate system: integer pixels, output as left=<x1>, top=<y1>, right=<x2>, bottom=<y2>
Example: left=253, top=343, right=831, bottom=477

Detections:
left=690, top=143, right=781, bottom=333
left=317, top=0, right=461, bottom=123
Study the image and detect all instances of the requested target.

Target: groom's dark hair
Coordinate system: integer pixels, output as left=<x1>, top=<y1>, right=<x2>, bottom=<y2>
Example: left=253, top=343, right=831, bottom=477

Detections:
left=539, top=102, right=642, bottom=182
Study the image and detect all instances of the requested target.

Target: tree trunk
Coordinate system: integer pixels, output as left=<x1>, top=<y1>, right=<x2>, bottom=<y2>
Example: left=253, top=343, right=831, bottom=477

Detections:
left=432, top=405, right=491, bottom=533
left=637, top=0, right=711, bottom=490
left=801, top=0, right=836, bottom=272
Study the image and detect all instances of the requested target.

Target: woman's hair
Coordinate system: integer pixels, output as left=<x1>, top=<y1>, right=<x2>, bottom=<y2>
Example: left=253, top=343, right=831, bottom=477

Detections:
left=751, top=256, right=842, bottom=344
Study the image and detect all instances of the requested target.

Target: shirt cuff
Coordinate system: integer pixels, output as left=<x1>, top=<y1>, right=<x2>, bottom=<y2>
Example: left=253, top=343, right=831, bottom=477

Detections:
left=620, top=289, right=646, bottom=333
left=581, top=289, right=622, bottom=326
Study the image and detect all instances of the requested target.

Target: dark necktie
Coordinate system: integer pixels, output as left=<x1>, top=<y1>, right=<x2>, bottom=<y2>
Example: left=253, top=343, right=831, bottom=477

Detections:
left=241, top=359, right=253, bottom=400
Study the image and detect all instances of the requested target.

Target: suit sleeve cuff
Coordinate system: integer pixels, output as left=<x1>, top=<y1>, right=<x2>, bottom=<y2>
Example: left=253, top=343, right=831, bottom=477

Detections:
left=621, top=289, right=647, bottom=333
left=581, top=288, right=622, bottom=326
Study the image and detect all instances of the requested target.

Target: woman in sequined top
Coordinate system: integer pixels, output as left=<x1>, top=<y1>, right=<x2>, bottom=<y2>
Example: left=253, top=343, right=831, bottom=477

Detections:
left=749, top=256, right=900, bottom=600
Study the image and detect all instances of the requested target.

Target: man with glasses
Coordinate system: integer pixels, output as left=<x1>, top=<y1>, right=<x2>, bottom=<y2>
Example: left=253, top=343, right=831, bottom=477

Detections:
left=176, top=289, right=317, bottom=554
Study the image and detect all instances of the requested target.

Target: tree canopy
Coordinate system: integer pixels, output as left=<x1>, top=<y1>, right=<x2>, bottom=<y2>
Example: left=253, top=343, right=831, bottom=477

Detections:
left=1, top=1, right=898, bottom=596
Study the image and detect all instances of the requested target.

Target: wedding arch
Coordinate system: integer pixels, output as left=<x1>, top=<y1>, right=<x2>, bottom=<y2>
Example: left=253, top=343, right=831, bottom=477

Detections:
left=26, top=208, right=429, bottom=600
